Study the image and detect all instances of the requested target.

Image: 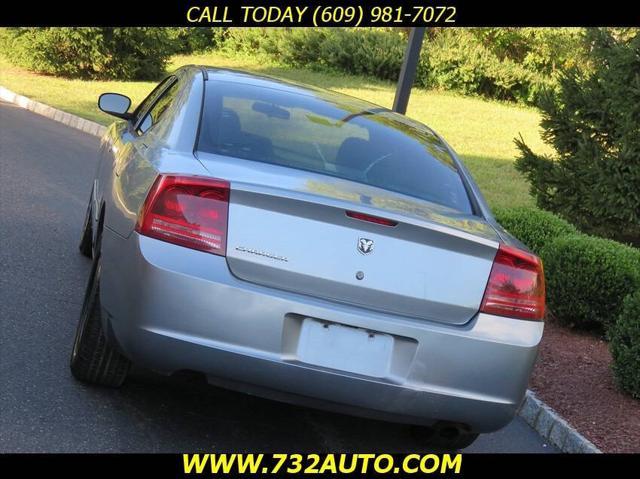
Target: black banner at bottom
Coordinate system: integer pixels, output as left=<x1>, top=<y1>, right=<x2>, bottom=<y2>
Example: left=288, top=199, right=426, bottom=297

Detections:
left=1, top=453, right=638, bottom=477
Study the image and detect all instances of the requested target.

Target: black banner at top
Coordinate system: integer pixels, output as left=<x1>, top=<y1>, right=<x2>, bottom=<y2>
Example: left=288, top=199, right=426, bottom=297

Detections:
left=1, top=0, right=639, bottom=27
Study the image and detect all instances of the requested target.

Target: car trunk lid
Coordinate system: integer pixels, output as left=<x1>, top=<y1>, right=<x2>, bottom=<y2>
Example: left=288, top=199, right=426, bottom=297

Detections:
left=199, top=153, right=500, bottom=325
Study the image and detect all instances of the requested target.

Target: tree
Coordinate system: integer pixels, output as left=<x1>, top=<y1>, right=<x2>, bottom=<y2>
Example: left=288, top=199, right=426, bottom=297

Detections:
left=514, top=28, right=640, bottom=245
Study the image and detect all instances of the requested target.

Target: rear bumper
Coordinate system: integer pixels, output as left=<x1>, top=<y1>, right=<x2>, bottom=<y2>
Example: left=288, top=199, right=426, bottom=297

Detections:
left=101, top=229, right=543, bottom=433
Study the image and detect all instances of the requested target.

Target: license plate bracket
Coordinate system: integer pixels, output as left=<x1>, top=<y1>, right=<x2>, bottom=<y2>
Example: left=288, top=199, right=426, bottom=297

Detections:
left=296, top=318, right=393, bottom=378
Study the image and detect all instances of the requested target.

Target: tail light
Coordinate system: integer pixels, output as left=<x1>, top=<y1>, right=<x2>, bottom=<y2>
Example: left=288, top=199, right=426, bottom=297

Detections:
left=135, top=174, right=229, bottom=256
left=480, top=244, right=545, bottom=321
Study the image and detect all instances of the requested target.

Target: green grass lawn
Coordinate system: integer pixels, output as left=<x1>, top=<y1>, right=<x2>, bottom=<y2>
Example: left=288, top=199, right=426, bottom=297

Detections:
left=0, top=52, right=552, bottom=209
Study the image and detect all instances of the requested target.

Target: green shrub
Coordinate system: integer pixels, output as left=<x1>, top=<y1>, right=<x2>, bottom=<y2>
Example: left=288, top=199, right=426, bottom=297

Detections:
left=1, top=26, right=590, bottom=104
left=222, top=27, right=282, bottom=57
left=422, top=29, right=549, bottom=104
left=493, top=206, right=578, bottom=255
left=609, top=290, right=640, bottom=398
left=515, top=28, right=640, bottom=246
left=471, top=28, right=590, bottom=78
left=0, top=28, right=174, bottom=80
left=420, top=28, right=590, bottom=104
left=217, top=27, right=590, bottom=106
left=542, top=234, right=640, bottom=330
left=223, top=28, right=405, bottom=82
left=317, top=28, right=405, bottom=81
left=264, top=29, right=332, bottom=68
left=166, top=27, right=227, bottom=54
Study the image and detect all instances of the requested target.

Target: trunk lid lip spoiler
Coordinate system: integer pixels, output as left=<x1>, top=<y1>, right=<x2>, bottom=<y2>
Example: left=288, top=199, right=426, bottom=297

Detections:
left=228, top=180, right=501, bottom=249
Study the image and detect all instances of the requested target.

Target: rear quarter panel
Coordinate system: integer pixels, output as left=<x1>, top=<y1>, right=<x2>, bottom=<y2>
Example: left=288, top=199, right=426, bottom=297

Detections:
left=98, top=69, right=207, bottom=239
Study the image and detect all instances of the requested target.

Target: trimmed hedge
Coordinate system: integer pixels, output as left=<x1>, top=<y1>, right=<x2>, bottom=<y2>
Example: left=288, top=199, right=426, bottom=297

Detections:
left=493, top=206, right=578, bottom=255
left=541, top=234, right=640, bottom=330
left=609, top=290, right=640, bottom=398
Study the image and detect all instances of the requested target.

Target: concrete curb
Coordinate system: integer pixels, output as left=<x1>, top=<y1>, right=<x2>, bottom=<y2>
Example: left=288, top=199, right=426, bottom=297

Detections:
left=0, top=84, right=605, bottom=454
left=518, top=390, right=601, bottom=453
left=0, top=86, right=106, bottom=138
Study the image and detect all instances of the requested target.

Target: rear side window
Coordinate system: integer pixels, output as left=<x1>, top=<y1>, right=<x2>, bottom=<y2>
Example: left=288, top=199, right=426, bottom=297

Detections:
left=198, top=79, right=472, bottom=213
left=137, top=80, right=180, bottom=135
left=133, top=76, right=174, bottom=122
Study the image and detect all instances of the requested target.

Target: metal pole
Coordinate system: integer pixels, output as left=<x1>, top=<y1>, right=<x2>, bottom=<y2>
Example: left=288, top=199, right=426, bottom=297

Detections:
left=392, top=27, right=426, bottom=115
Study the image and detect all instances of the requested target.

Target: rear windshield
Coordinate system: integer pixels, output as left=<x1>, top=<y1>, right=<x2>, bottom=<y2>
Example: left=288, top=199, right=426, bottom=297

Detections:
left=198, top=78, right=473, bottom=213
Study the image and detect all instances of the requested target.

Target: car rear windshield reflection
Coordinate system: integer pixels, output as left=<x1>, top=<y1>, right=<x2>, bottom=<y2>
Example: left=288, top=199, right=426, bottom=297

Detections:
left=197, top=79, right=472, bottom=214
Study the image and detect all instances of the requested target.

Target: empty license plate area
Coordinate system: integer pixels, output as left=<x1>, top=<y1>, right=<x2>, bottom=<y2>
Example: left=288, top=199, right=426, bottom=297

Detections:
left=295, top=318, right=395, bottom=378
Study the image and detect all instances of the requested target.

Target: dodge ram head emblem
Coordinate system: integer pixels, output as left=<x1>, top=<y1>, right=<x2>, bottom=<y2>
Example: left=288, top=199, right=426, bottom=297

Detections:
left=357, top=238, right=374, bottom=255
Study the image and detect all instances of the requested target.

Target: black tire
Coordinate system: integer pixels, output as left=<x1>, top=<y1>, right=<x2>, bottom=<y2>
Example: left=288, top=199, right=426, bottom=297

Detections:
left=78, top=196, right=93, bottom=258
left=70, top=255, right=131, bottom=387
left=412, top=425, right=479, bottom=451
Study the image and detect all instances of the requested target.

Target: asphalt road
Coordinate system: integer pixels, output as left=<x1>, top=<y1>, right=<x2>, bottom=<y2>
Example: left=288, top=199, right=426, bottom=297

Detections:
left=0, top=100, right=557, bottom=453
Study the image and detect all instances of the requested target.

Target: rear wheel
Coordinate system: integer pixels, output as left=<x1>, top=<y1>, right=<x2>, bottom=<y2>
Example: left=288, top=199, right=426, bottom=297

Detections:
left=78, top=195, right=93, bottom=258
left=70, top=254, right=130, bottom=387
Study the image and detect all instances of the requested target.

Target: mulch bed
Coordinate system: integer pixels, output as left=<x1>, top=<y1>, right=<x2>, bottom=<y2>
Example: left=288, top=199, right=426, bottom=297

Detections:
left=530, top=320, right=640, bottom=453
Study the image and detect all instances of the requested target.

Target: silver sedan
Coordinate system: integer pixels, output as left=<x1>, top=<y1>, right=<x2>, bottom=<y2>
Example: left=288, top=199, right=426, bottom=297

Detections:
left=70, top=66, right=545, bottom=450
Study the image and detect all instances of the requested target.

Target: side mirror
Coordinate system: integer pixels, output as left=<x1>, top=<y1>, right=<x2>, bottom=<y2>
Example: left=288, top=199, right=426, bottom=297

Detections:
left=98, top=93, right=132, bottom=120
